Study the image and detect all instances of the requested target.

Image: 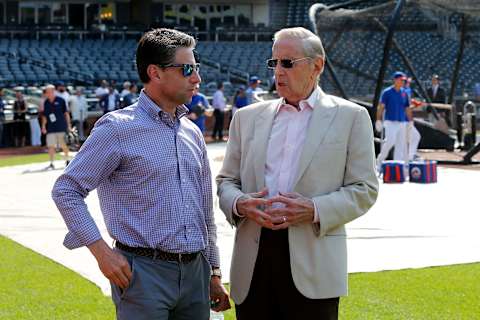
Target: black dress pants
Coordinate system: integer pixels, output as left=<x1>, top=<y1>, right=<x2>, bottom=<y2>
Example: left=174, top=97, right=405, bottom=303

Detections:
left=235, top=228, right=339, bottom=320
left=212, top=109, right=224, bottom=140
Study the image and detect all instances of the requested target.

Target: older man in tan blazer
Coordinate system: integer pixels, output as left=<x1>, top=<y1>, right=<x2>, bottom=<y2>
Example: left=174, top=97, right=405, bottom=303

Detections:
left=216, top=27, right=379, bottom=319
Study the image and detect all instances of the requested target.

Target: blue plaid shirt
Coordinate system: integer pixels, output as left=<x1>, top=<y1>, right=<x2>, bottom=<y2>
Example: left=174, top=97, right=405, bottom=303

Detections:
left=52, top=90, right=219, bottom=267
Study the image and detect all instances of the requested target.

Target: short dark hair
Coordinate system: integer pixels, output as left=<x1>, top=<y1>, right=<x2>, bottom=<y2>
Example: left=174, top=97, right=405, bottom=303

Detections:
left=217, top=82, right=224, bottom=90
left=136, top=28, right=196, bottom=84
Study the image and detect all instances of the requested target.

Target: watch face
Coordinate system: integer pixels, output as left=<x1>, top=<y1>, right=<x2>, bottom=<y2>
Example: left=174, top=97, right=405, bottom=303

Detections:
left=212, top=269, right=222, bottom=277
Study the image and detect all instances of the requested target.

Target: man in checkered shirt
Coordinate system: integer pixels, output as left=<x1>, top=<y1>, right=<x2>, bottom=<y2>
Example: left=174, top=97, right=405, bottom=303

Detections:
left=52, top=28, right=230, bottom=319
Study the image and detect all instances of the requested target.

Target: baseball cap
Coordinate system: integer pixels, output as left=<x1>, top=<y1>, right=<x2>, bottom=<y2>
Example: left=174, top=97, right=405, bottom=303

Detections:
left=249, top=76, right=261, bottom=84
left=392, top=71, right=406, bottom=79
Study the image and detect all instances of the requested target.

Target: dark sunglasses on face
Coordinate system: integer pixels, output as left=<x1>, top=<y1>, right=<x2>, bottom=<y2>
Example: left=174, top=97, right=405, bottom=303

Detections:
left=266, top=57, right=311, bottom=69
left=157, top=63, right=200, bottom=77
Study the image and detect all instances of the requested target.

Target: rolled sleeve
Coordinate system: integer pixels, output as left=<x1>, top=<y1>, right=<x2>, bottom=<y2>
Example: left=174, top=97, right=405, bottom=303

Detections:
left=52, top=115, right=122, bottom=249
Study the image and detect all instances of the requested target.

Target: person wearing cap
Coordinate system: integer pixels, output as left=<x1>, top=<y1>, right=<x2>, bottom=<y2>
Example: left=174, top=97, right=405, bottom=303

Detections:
left=246, top=76, right=262, bottom=105
left=375, top=71, right=410, bottom=170
left=217, top=27, right=378, bottom=319
left=232, top=85, right=248, bottom=117
left=52, top=28, right=230, bottom=319
left=185, top=86, right=210, bottom=133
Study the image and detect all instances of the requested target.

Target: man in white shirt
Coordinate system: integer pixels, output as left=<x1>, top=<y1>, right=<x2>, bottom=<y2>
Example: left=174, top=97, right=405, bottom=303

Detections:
left=95, top=80, right=109, bottom=113
left=120, top=81, right=131, bottom=98
left=70, top=88, right=89, bottom=140
left=212, top=82, right=226, bottom=141
left=106, top=86, right=119, bottom=113
left=246, top=76, right=262, bottom=104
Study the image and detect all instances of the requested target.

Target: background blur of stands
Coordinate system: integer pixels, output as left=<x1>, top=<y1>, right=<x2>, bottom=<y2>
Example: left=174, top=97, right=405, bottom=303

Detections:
left=0, top=0, right=479, bottom=143
left=0, top=1, right=479, bottom=98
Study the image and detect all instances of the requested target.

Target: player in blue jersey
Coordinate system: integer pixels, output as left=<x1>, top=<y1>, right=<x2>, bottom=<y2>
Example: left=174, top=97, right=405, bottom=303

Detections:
left=375, top=71, right=410, bottom=171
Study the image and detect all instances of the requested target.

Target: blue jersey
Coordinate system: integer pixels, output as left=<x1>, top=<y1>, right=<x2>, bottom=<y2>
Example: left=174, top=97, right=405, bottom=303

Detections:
left=380, top=86, right=409, bottom=122
left=185, top=93, right=209, bottom=133
left=404, top=87, right=413, bottom=99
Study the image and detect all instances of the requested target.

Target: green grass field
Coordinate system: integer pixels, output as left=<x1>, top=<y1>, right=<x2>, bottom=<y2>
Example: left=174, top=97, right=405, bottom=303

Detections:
left=0, top=153, right=62, bottom=168
left=1, top=155, right=479, bottom=319
left=1, top=235, right=479, bottom=319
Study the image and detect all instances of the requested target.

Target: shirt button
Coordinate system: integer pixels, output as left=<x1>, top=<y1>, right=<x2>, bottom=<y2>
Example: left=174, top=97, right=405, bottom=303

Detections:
left=185, top=204, right=189, bottom=209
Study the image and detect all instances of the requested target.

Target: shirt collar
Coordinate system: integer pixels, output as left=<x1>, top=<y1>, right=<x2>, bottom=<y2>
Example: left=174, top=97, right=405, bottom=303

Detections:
left=138, top=89, right=189, bottom=125
left=276, top=86, right=323, bottom=114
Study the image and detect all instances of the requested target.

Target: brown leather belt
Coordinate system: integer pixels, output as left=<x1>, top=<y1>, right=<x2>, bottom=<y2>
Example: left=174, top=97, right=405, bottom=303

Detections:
left=116, top=241, right=199, bottom=264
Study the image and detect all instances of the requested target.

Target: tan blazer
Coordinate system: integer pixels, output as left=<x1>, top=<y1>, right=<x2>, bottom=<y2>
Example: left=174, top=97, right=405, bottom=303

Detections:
left=216, top=91, right=379, bottom=304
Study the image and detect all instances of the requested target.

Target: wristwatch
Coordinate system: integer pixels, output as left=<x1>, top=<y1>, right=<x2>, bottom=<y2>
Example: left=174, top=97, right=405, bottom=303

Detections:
left=211, top=268, right=222, bottom=278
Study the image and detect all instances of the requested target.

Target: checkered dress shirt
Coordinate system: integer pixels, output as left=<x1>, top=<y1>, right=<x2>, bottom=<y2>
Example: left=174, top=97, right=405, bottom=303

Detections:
left=52, top=90, right=220, bottom=267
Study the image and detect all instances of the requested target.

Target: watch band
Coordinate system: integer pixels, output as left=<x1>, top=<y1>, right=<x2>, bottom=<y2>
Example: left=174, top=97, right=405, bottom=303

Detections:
left=211, top=268, right=222, bottom=278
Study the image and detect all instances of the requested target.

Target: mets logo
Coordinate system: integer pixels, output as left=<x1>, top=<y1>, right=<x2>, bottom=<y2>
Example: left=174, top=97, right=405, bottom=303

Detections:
left=411, top=167, right=422, bottom=179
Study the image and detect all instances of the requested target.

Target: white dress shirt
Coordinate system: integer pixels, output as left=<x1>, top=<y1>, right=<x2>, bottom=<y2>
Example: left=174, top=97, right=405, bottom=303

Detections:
left=212, top=90, right=226, bottom=111
left=234, top=86, right=322, bottom=223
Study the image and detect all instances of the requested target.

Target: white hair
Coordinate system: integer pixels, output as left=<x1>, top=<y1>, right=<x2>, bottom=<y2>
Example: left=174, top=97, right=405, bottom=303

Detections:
left=273, top=27, right=325, bottom=59
left=44, top=84, right=55, bottom=91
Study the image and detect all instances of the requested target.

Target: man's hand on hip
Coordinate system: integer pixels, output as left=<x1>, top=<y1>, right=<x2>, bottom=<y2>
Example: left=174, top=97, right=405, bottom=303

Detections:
left=88, top=239, right=132, bottom=289
left=265, top=192, right=315, bottom=230
left=210, top=276, right=231, bottom=312
left=236, top=189, right=275, bottom=229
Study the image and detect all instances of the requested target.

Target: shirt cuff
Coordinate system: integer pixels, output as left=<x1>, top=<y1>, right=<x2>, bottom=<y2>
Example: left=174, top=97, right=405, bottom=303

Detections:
left=312, top=200, right=320, bottom=223
left=232, top=195, right=246, bottom=217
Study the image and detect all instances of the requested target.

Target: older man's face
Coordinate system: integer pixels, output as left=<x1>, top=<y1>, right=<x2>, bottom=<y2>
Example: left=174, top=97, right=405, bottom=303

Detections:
left=272, top=38, right=322, bottom=104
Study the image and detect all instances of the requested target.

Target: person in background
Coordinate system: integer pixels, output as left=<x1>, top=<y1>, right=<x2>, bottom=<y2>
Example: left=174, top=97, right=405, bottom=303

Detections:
left=95, top=80, right=109, bottom=113
left=245, top=76, right=262, bottom=105
left=212, top=82, right=226, bottom=141
left=120, top=83, right=139, bottom=109
left=232, top=85, right=248, bottom=117
left=56, top=81, right=71, bottom=111
left=375, top=71, right=410, bottom=171
left=120, top=81, right=131, bottom=98
left=41, top=84, right=71, bottom=169
left=105, top=86, right=120, bottom=114
left=13, top=91, right=27, bottom=147
left=403, top=77, right=421, bottom=160
left=426, top=74, right=450, bottom=127
left=0, top=88, right=5, bottom=147
left=70, top=87, right=89, bottom=140
left=185, top=86, right=209, bottom=133
left=51, top=28, right=229, bottom=320
left=28, top=102, right=42, bottom=147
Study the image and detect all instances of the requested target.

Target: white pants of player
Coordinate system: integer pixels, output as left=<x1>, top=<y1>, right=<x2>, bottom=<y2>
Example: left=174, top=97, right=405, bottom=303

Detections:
left=407, top=121, right=421, bottom=160
left=29, top=118, right=42, bottom=146
left=376, top=120, right=408, bottom=170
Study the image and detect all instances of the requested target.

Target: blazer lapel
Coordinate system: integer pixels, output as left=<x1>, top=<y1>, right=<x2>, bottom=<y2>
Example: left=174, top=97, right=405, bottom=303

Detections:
left=293, top=95, right=338, bottom=188
left=252, top=100, right=280, bottom=190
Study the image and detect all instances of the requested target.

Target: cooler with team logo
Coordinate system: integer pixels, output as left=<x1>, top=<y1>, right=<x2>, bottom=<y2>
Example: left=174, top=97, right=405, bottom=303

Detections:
left=381, top=161, right=405, bottom=183
left=409, top=160, right=437, bottom=183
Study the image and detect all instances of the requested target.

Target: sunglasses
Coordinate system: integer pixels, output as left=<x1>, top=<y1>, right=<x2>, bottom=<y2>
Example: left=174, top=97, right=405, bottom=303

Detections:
left=266, top=57, right=311, bottom=69
left=157, top=63, right=200, bottom=77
